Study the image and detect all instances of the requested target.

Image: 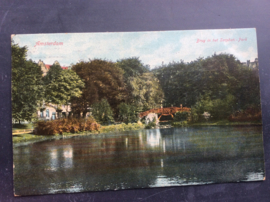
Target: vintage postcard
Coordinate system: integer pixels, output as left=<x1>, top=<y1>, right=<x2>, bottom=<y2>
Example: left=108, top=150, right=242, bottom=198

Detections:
left=12, top=28, right=265, bottom=196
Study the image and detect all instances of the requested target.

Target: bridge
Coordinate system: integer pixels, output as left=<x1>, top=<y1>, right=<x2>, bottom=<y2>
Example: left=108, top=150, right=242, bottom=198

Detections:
left=139, top=106, right=191, bottom=120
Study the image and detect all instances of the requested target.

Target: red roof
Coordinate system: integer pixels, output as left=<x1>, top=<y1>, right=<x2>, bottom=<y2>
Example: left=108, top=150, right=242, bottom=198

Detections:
left=45, top=64, right=68, bottom=70
left=45, top=64, right=51, bottom=69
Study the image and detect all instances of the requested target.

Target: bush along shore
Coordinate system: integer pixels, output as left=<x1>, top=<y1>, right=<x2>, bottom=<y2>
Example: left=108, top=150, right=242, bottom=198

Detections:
left=13, top=118, right=146, bottom=144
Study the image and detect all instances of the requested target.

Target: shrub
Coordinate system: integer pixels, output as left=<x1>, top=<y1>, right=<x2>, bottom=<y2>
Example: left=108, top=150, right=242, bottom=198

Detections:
left=35, top=117, right=100, bottom=135
left=174, top=111, right=189, bottom=122
left=99, top=122, right=144, bottom=133
left=92, top=99, right=115, bottom=125
left=228, top=108, right=262, bottom=122
left=117, top=103, right=138, bottom=124
left=172, top=121, right=188, bottom=127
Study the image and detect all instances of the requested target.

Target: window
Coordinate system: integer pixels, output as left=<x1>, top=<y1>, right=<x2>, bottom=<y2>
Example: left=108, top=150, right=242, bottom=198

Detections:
left=52, top=112, right=56, bottom=120
left=40, top=111, right=44, bottom=118
left=46, top=109, right=50, bottom=118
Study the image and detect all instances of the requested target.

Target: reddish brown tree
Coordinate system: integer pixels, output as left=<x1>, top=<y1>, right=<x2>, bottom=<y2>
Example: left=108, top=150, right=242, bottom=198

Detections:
left=71, top=59, right=127, bottom=117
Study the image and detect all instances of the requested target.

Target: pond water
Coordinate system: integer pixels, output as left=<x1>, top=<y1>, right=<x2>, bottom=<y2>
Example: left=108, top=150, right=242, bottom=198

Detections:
left=13, top=126, right=265, bottom=196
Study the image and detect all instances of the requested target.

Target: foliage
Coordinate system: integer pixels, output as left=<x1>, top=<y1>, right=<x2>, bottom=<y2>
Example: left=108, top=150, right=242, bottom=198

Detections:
left=228, top=107, right=262, bottom=122
left=117, top=103, right=138, bottom=123
left=99, top=122, right=144, bottom=133
left=173, top=111, right=189, bottom=122
left=117, top=57, right=149, bottom=79
left=127, top=72, right=164, bottom=112
left=44, top=69, right=84, bottom=105
left=91, top=99, right=115, bottom=125
left=12, top=43, right=44, bottom=123
left=35, top=117, right=100, bottom=135
left=71, top=59, right=127, bottom=115
left=43, top=64, right=63, bottom=85
left=117, top=58, right=163, bottom=114
left=192, top=93, right=235, bottom=121
left=153, top=53, right=261, bottom=120
left=172, top=121, right=188, bottom=127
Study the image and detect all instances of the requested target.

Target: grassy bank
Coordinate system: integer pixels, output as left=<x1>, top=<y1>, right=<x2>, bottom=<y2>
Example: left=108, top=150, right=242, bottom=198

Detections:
left=13, top=122, right=145, bottom=144
left=99, top=122, right=145, bottom=133
left=12, top=123, right=33, bottom=134
left=13, top=133, right=51, bottom=144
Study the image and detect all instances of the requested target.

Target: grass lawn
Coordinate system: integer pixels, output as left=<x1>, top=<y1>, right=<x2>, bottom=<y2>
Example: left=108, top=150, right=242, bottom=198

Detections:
left=12, top=123, right=33, bottom=130
left=12, top=133, right=50, bottom=144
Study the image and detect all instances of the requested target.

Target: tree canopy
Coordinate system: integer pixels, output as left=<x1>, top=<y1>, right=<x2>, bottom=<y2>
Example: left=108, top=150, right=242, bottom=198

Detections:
left=153, top=53, right=261, bottom=120
left=117, top=58, right=164, bottom=113
left=12, top=44, right=44, bottom=123
left=44, top=69, right=84, bottom=105
left=117, top=57, right=149, bottom=79
left=43, top=63, right=63, bottom=86
left=127, top=72, right=164, bottom=111
left=11, top=44, right=261, bottom=124
left=91, top=98, right=114, bottom=124
left=71, top=59, right=127, bottom=116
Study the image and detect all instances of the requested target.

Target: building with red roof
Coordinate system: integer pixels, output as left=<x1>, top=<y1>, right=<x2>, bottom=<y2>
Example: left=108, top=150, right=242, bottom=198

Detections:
left=38, top=60, right=68, bottom=76
left=37, top=60, right=71, bottom=120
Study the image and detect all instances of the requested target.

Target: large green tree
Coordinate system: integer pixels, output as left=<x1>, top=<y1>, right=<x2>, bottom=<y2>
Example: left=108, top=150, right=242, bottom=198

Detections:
left=71, top=59, right=127, bottom=116
left=117, top=103, right=138, bottom=123
left=117, top=58, right=164, bottom=112
left=127, top=72, right=164, bottom=112
left=117, top=57, right=149, bottom=79
left=12, top=44, right=44, bottom=123
left=43, top=63, right=63, bottom=86
left=91, top=98, right=114, bottom=124
left=44, top=69, right=85, bottom=106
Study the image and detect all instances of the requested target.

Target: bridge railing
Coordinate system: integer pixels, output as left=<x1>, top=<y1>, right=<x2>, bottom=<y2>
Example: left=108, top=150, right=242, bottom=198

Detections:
left=139, top=107, right=191, bottom=118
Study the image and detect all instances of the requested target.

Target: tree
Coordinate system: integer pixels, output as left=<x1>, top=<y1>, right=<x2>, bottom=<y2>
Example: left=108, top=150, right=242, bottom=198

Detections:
left=117, top=57, right=149, bottom=79
left=71, top=59, right=127, bottom=116
left=118, top=103, right=138, bottom=123
left=127, top=72, right=164, bottom=112
left=192, top=93, right=235, bottom=121
left=44, top=69, right=85, bottom=106
left=91, top=99, right=114, bottom=124
left=12, top=44, right=44, bottom=123
left=43, top=63, right=63, bottom=85
left=117, top=58, right=163, bottom=113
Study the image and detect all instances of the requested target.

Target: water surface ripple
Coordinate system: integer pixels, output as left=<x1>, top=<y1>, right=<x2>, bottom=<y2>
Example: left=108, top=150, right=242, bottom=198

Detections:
left=13, top=126, right=265, bottom=195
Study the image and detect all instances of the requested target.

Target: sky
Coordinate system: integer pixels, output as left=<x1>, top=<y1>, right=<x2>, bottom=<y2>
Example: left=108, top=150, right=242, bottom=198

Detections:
left=12, top=28, right=258, bottom=69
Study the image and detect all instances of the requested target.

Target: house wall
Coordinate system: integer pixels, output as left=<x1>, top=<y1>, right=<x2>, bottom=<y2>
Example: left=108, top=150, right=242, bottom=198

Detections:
left=38, top=104, right=71, bottom=120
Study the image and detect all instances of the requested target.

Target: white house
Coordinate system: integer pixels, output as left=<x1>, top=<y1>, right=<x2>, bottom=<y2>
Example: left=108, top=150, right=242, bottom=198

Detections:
left=37, top=103, right=72, bottom=120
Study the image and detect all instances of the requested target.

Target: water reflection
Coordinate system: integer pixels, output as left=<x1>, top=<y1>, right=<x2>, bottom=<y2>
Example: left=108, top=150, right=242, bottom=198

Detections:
left=63, top=146, right=73, bottom=168
left=146, top=129, right=161, bottom=148
left=49, top=148, right=58, bottom=171
left=13, top=126, right=265, bottom=196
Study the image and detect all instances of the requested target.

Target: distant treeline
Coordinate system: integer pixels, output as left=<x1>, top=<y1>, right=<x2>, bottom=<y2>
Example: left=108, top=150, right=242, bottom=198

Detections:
left=12, top=42, right=261, bottom=124
left=152, top=54, right=261, bottom=121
